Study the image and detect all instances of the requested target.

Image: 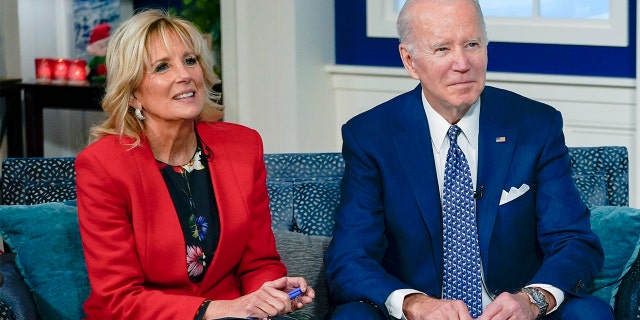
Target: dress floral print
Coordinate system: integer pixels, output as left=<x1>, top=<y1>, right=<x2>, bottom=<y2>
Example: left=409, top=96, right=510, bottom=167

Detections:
left=157, top=143, right=220, bottom=283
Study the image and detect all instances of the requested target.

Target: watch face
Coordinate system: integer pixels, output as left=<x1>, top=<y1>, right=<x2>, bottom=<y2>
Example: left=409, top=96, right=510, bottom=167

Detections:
left=523, top=288, right=548, bottom=318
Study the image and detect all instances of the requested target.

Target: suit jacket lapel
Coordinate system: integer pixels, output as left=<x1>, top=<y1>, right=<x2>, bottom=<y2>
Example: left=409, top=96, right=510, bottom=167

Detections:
left=392, top=85, right=444, bottom=275
left=194, top=123, right=248, bottom=292
left=476, top=87, right=518, bottom=267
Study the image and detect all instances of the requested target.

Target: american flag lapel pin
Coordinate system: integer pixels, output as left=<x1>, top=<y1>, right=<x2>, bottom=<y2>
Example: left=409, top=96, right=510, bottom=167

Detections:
left=495, top=136, right=506, bottom=143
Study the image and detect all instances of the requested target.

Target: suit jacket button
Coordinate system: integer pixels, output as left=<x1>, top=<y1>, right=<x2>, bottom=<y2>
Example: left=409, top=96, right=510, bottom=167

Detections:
left=572, top=280, right=585, bottom=293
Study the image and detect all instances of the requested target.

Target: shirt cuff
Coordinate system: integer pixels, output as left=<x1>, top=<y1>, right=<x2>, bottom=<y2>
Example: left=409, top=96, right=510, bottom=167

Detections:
left=526, top=284, right=564, bottom=313
left=385, top=289, right=424, bottom=319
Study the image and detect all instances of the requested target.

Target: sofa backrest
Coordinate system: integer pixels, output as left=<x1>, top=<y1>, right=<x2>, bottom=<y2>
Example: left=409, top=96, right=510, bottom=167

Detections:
left=0, top=146, right=629, bottom=237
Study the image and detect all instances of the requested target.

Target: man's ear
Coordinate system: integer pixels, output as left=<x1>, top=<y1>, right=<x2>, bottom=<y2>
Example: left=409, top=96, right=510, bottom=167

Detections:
left=399, top=44, right=419, bottom=80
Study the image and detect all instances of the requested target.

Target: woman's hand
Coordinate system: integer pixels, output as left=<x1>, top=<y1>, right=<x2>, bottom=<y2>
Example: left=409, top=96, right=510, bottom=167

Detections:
left=204, top=276, right=315, bottom=319
left=282, top=276, right=315, bottom=311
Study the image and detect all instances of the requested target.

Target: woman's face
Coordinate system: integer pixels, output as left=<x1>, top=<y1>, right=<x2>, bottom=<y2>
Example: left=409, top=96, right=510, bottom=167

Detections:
left=130, top=31, right=206, bottom=126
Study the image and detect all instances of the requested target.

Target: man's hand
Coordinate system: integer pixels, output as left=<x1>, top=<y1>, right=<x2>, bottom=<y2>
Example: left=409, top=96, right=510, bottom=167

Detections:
left=403, top=293, right=474, bottom=320
left=479, top=288, right=555, bottom=320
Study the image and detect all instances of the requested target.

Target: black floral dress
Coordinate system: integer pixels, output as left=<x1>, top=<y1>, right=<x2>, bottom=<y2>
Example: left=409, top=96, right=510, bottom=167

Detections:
left=156, top=143, right=220, bottom=283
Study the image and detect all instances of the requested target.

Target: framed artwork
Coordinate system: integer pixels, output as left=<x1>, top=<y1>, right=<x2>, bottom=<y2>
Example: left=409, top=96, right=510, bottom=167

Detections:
left=72, top=0, right=120, bottom=61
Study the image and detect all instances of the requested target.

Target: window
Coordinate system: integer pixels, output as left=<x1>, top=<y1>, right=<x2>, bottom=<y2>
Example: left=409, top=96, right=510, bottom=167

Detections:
left=368, top=0, right=628, bottom=47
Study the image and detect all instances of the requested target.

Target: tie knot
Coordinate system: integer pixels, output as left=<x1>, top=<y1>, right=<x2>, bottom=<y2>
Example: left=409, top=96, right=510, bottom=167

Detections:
left=447, top=125, right=461, bottom=144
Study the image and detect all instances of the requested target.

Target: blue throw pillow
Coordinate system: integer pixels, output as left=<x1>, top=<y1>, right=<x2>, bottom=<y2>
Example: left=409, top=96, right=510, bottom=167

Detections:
left=588, top=206, right=640, bottom=307
left=0, top=201, right=89, bottom=319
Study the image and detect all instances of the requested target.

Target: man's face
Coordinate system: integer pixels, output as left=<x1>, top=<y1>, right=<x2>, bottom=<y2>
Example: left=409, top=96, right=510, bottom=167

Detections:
left=399, top=0, right=488, bottom=116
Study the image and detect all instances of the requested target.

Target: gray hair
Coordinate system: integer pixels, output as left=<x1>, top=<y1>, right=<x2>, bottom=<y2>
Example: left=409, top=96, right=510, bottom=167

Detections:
left=397, top=0, right=488, bottom=52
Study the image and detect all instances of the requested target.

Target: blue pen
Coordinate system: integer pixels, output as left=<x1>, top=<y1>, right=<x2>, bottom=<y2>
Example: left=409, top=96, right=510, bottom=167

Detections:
left=288, top=287, right=303, bottom=299
left=245, top=289, right=304, bottom=319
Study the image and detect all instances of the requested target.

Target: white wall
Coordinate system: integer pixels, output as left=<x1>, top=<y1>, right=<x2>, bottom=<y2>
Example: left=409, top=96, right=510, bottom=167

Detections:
left=221, top=0, right=335, bottom=153
left=0, top=0, right=21, bottom=79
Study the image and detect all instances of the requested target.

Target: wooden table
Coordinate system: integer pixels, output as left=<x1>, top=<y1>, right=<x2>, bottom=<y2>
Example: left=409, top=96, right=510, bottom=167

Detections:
left=4, top=82, right=105, bottom=157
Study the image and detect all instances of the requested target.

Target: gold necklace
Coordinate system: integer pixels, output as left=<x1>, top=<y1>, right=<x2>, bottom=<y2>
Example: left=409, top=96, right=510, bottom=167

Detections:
left=153, top=134, right=198, bottom=166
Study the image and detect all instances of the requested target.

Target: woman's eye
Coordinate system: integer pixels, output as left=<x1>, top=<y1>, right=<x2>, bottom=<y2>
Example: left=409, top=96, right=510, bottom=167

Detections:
left=185, top=56, right=198, bottom=66
left=154, top=62, right=169, bottom=73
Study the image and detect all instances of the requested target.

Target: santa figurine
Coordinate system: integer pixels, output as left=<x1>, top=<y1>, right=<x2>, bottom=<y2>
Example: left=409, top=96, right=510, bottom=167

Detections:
left=86, top=23, right=110, bottom=84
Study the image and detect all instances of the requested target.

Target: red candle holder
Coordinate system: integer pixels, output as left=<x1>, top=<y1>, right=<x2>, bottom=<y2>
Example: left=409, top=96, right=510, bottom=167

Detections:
left=35, top=58, right=53, bottom=83
left=67, top=59, right=88, bottom=85
left=52, top=59, right=70, bottom=84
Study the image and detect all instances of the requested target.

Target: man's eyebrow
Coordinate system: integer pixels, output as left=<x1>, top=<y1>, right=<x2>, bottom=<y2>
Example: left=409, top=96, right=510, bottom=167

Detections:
left=430, top=40, right=450, bottom=48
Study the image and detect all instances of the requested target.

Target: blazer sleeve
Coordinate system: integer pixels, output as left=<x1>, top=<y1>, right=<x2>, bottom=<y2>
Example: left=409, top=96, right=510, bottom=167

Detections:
left=324, top=123, right=409, bottom=309
left=229, top=129, right=287, bottom=294
left=76, top=145, right=207, bottom=319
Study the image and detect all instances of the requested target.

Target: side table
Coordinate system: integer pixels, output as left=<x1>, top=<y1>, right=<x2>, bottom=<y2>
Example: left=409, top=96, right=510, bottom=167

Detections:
left=7, top=82, right=105, bottom=157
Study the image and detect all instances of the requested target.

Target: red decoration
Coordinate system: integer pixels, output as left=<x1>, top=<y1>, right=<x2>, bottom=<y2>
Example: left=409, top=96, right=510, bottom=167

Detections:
left=67, top=59, right=88, bottom=85
left=52, top=59, right=70, bottom=84
left=35, top=58, right=53, bottom=83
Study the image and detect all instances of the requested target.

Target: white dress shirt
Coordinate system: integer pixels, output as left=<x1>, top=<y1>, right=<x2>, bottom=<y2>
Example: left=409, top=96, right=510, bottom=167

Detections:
left=384, top=91, right=563, bottom=319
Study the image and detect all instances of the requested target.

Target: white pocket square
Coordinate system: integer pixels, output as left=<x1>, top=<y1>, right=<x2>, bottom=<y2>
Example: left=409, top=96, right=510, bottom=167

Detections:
left=499, top=183, right=530, bottom=205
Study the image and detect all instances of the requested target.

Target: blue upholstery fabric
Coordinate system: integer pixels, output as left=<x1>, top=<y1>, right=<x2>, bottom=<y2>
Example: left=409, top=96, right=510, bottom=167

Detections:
left=587, top=206, right=640, bottom=307
left=0, top=300, right=16, bottom=320
left=568, top=147, right=628, bottom=206
left=264, top=153, right=344, bottom=236
left=0, top=158, right=76, bottom=205
left=0, top=147, right=635, bottom=320
left=0, top=254, right=37, bottom=320
left=0, top=201, right=89, bottom=320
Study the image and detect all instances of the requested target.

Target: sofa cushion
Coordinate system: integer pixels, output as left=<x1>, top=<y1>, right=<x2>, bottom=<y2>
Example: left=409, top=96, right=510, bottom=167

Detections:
left=572, top=173, right=608, bottom=207
left=0, top=253, right=39, bottom=320
left=0, top=201, right=89, bottom=320
left=588, top=206, right=640, bottom=307
left=274, top=229, right=332, bottom=319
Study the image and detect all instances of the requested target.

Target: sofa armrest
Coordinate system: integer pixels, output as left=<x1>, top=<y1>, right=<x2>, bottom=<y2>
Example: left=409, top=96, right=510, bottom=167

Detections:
left=0, top=253, right=40, bottom=320
left=614, top=253, right=640, bottom=319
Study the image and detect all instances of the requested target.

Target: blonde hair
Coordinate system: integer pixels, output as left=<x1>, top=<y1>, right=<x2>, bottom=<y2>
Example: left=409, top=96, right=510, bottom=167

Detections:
left=89, top=9, right=223, bottom=147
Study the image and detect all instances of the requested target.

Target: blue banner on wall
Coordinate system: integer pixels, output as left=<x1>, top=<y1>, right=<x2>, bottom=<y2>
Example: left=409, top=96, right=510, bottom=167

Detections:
left=335, top=0, right=636, bottom=78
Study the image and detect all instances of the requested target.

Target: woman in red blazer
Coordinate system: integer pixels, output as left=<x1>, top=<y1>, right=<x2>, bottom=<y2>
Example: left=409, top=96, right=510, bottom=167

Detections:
left=75, top=9, right=314, bottom=320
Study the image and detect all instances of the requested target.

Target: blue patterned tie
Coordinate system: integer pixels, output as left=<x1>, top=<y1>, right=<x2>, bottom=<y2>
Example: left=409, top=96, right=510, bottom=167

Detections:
left=442, top=125, right=482, bottom=317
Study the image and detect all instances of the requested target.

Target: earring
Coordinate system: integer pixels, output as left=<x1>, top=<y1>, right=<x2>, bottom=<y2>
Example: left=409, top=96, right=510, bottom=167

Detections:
left=135, top=108, right=145, bottom=121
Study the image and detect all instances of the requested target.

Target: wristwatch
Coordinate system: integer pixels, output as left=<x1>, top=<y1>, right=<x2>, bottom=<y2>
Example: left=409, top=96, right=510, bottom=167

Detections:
left=522, top=287, right=548, bottom=319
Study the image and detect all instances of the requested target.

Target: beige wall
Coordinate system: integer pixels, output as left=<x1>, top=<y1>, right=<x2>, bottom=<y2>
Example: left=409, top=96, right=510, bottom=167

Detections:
left=0, top=0, right=21, bottom=79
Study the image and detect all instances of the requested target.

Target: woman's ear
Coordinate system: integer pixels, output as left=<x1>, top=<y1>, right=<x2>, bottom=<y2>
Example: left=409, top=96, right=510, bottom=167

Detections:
left=129, top=95, right=138, bottom=108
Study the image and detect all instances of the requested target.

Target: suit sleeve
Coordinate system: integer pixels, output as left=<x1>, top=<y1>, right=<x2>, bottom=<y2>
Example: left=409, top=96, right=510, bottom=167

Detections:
left=529, top=111, right=604, bottom=296
left=324, top=123, right=408, bottom=310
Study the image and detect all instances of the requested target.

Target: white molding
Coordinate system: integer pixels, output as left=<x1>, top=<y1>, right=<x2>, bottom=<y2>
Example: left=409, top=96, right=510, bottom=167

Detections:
left=326, top=65, right=636, bottom=88
left=220, top=0, right=239, bottom=124
left=367, top=0, right=629, bottom=47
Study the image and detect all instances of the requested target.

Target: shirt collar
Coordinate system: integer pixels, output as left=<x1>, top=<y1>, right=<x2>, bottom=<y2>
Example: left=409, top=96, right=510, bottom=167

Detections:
left=422, top=91, right=480, bottom=151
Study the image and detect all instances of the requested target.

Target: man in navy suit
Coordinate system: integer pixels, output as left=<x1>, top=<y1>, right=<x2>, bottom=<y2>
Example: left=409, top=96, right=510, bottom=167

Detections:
left=324, top=0, right=612, bottom=319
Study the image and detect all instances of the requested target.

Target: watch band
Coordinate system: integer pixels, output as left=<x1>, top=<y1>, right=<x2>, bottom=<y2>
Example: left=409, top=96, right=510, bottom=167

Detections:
left=522, top=287, right=548, bottom=319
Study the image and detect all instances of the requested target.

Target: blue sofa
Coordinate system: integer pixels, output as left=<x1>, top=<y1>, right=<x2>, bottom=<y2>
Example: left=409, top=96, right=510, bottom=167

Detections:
left=0, top=147, right=638, bottom=319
